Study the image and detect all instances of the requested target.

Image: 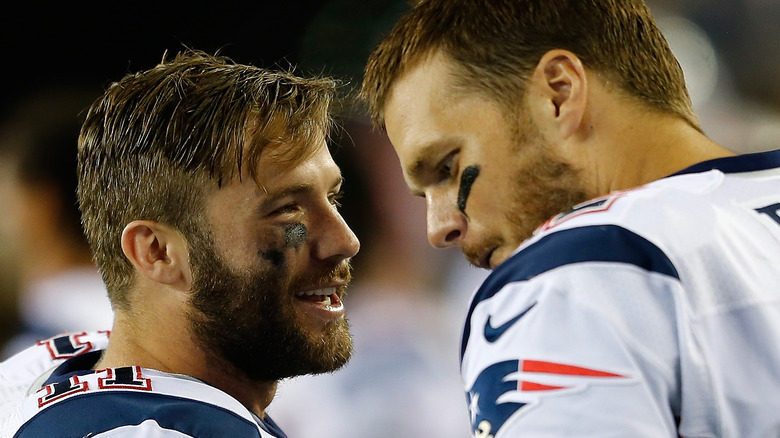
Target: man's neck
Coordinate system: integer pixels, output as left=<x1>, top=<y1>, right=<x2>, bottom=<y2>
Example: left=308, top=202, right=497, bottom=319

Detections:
left=568, top=94, right=736, bottom=196
left=611, top=123, right=732, bottom=193
left=96, top=304, right=277, bottom=419
left=559, top=73, right=736, bottom=197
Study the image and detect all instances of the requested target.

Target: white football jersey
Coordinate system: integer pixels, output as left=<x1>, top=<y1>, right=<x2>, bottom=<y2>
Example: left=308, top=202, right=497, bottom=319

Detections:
left=0, top=331, right=287, bottom=438
left=461, top=150, right=780, bottom=437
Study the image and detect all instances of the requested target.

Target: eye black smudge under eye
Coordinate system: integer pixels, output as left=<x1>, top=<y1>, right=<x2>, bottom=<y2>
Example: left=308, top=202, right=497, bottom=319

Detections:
left=457, top=165, right=481, bottom=213
left=259, top=227, right=288, bottom=266
left=284, top=223, right=308, bottom=249
left=260, top=249, right=285, bottom=266
left=259, top=223, right=308, bottom=266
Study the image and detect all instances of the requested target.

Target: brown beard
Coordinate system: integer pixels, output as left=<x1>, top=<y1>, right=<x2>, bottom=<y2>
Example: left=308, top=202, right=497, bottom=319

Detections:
left=506, top=147, right=590, bottom=243
left=503, top=106, right=591, bottom=244
left=185, top=228, right=353, bottom=382
left=462, top=112, right=591, bottom=267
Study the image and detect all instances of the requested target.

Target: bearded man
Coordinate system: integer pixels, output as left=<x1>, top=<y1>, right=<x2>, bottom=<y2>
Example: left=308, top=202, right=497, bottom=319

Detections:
left=1, top=49, right=359, bottom=438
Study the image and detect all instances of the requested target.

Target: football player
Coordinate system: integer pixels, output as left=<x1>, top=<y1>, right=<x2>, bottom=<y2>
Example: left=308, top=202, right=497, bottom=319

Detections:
left=1, top=50, right=359, bottom=437
left=361, top=0, right=780, bottom=436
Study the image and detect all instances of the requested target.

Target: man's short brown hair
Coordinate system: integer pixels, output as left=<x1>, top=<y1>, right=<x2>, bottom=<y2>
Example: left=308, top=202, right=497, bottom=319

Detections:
left=361, top=0, right=699, bottom=130
left=78, top=50, right=337, bottom=308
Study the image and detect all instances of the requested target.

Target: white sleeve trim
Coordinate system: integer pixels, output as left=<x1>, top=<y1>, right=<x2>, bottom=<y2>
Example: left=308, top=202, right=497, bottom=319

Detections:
left=93, top=419, right=194, bottom=437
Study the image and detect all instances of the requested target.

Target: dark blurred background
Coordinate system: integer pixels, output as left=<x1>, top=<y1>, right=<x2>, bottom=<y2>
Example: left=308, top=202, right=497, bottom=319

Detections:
left=2, top=1, right=779, bottom=120
left=0, top=1, right=410, bottom=120
left=0, top=2, right=777, bottom=437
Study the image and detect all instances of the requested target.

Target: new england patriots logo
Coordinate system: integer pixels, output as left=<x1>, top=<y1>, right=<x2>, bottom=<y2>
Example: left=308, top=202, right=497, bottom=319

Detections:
left=467, top=360, right=524, bottom=437
left=467, top=359, right=628, bottom=436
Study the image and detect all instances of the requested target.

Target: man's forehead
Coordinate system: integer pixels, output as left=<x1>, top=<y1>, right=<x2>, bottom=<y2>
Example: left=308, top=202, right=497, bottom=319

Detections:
left=209, top=141, right=340, bottom=203
left=242, top=136, right=328, bottom=177
left=384, top=57, right=463, bottom=160
left=386, top=52, right=457, bottom=107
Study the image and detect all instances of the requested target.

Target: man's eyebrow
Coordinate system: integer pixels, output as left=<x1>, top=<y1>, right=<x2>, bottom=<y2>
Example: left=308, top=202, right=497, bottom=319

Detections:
left=405, top=139, right=460, bottom=197
left=407, top=139, right=455, bottom=180
left=261, top=176, right=344, bottom=205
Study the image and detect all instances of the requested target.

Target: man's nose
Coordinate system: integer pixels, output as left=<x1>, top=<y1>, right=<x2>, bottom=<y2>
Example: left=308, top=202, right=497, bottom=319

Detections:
left=312, top=208, right=360, bottom=262
left=426, top=192, right=466, bottom=248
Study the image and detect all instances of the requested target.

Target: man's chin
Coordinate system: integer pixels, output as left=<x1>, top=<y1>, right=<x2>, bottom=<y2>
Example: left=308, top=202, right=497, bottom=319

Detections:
left=307, top=322, right=353, bottom=373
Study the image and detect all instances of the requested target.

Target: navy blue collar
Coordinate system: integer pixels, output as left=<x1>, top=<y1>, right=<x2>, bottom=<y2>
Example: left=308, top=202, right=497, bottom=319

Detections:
left=43, top=350, right=103, bottom=385
left=41, top=350, right=289, bottom=437
left=671, top=149, right=780, bottom=177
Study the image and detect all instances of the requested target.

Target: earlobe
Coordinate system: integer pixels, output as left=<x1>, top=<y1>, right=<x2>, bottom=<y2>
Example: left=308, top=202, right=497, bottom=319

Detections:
left=532, top=50, right=588, bottom=139
left=121, top=221, right=192, bottom=290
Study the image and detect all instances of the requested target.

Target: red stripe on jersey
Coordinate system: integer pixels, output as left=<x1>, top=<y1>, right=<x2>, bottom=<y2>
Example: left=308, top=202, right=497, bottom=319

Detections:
left=522, top=360, right=625, bottom=377
left=520, top=380, right=569, bottom=391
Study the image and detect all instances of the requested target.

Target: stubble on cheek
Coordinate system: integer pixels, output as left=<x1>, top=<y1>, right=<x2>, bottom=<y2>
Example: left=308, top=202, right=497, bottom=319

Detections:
left=509, top=152, right=590, bottom=242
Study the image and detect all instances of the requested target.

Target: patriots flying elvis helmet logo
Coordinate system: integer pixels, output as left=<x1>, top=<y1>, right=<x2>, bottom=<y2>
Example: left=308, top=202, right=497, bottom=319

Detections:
left=467, top=359, right=628, bottom=436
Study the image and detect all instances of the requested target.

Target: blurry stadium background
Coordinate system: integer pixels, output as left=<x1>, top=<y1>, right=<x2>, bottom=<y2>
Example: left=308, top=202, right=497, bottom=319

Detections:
left=1, top=1, right=778, bottom=436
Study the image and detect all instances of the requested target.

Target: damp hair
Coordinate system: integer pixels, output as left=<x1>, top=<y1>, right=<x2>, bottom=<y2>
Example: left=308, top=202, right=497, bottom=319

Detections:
left=361, top=0, right=700, bottom=131
left=77, top=49, right=338, bottom=308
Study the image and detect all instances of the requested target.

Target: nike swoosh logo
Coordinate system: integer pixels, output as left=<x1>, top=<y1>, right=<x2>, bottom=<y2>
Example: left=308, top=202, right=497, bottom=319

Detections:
left=484, top=302, right=537, bottom=343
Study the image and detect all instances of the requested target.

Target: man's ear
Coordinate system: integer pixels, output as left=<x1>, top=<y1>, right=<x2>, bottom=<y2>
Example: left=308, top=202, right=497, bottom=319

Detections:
left=120, top=221, right=192, bottom=290
left=528, top=49, right=588, bottom=139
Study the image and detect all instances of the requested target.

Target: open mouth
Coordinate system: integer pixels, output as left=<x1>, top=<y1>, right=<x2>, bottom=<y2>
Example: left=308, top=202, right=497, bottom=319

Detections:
left=294, top=287, right=343, bottom=310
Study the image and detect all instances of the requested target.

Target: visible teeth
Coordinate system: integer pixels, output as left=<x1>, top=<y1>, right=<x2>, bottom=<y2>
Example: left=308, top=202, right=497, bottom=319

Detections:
left=296, top=287, right=336, bottom=297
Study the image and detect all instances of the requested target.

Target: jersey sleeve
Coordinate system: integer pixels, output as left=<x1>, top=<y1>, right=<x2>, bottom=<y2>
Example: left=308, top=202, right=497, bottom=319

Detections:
left=461, top=225, right=684, bottom=437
